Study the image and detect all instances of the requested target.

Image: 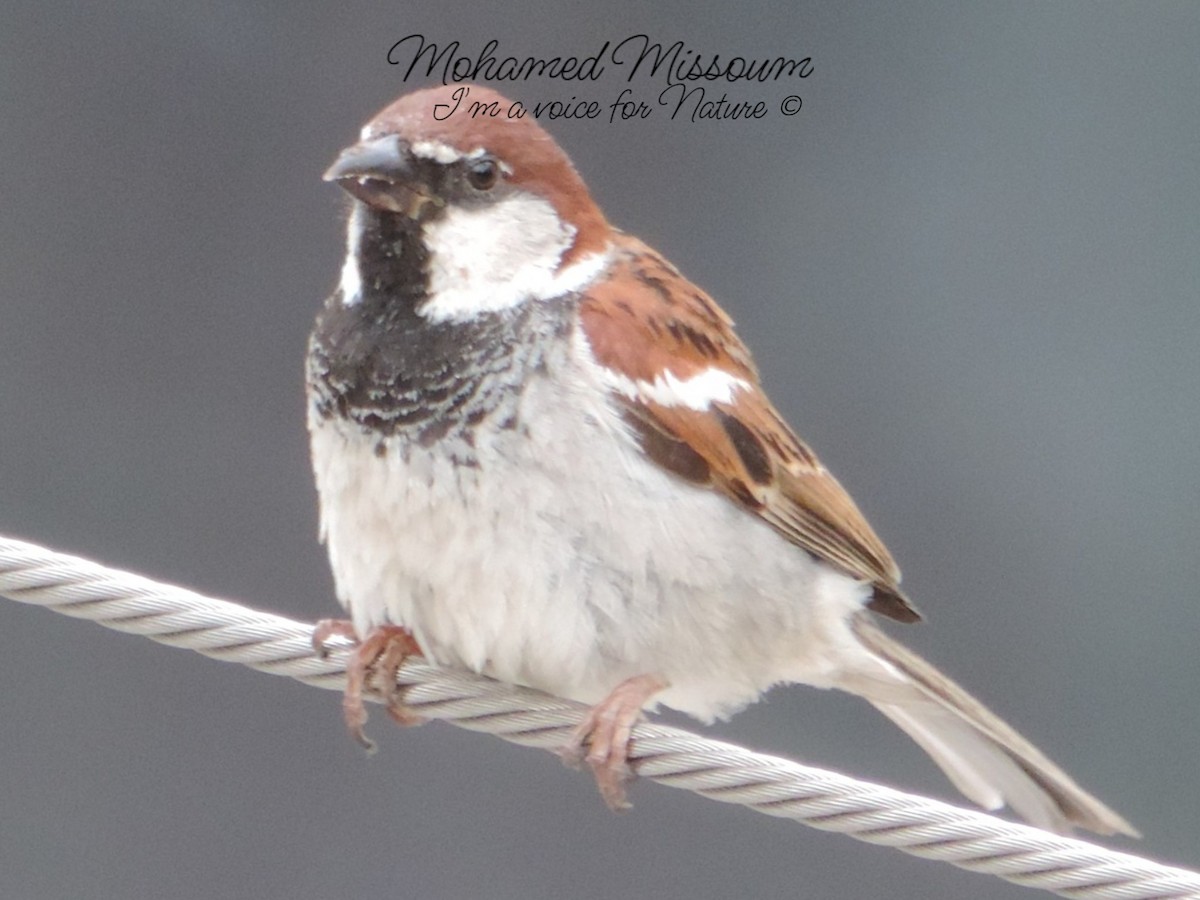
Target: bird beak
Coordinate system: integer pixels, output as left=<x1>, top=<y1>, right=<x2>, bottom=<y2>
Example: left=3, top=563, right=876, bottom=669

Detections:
left=324, top=135, right=440, bottom=219
left=324, top=134, right=408, bottom=182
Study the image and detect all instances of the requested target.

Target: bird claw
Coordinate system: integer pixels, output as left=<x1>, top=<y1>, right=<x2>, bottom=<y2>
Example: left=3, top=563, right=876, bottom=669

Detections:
left=312, top=618, right=359, bottom=659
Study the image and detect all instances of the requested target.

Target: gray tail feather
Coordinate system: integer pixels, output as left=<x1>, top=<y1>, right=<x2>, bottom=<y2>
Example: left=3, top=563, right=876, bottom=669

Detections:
left=847, top=615, right=1138, bottom=837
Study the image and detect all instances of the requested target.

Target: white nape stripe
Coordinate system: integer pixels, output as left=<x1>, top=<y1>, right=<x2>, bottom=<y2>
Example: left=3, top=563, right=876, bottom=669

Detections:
left=338, top=204, right=364, bottom=306
left=417, top=193, right=611, bottom=324
left=546, top=247, right=612, bottom=297
left=604, top=366, right=750, bottom=411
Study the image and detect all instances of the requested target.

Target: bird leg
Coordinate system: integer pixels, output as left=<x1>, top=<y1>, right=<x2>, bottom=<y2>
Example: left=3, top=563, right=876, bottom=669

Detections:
left=312, top=619, right=424, bottom=751
left=560, top=674, right=667, bottom=811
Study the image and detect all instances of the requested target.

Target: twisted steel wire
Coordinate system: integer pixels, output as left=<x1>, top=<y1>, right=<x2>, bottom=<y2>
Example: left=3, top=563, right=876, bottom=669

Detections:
left=1, top=535, right=1196, bottom=899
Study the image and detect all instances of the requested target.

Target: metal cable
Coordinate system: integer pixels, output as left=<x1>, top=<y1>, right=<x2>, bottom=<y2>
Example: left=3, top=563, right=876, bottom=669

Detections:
left=1, top=534, right=1196, bottom=899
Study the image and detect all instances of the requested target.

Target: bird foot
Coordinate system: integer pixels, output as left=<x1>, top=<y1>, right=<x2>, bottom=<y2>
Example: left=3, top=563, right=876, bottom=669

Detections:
left=313, top=620, right=424, bottom=751
left=559, top=674, right=667, bottom=811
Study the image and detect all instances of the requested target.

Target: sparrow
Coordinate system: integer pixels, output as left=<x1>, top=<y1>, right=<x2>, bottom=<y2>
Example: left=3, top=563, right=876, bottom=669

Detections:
left=306, top=83, right=1135, bottom=837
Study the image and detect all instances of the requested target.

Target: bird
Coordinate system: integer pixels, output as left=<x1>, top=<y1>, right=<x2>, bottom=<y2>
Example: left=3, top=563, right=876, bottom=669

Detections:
left=305, top=83, right=1135, bottom=836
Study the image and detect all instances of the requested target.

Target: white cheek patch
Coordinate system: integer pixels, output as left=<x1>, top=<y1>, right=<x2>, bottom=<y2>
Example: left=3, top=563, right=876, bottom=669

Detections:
left=417, top=193, right=609, bottom=323
left=602, top=365, right=750, bottom=411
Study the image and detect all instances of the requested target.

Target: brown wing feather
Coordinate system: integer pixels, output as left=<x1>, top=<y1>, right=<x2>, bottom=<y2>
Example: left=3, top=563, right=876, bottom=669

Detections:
left=581, top=234, right=920, bottom=623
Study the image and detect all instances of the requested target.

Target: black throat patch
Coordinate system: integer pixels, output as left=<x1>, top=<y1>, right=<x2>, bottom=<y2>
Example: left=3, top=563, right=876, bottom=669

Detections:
left=308, top=205, right=571, bottom=451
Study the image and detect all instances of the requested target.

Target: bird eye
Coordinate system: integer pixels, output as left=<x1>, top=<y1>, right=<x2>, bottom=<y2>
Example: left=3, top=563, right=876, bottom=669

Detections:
left=466, top=157, right=500, bottom=191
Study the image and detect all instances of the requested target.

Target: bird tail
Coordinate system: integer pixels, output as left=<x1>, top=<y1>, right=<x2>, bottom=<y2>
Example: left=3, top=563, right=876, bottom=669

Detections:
left=840, top=614, right=1137, bottom=837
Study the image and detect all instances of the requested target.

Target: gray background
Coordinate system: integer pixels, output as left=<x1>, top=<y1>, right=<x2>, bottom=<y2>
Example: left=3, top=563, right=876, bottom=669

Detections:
left=2, top=3, right=1197, bottom=898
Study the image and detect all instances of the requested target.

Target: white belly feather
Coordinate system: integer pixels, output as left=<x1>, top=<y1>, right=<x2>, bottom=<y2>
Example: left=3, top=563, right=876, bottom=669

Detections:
left=308, top=328, right=871, bottom=721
